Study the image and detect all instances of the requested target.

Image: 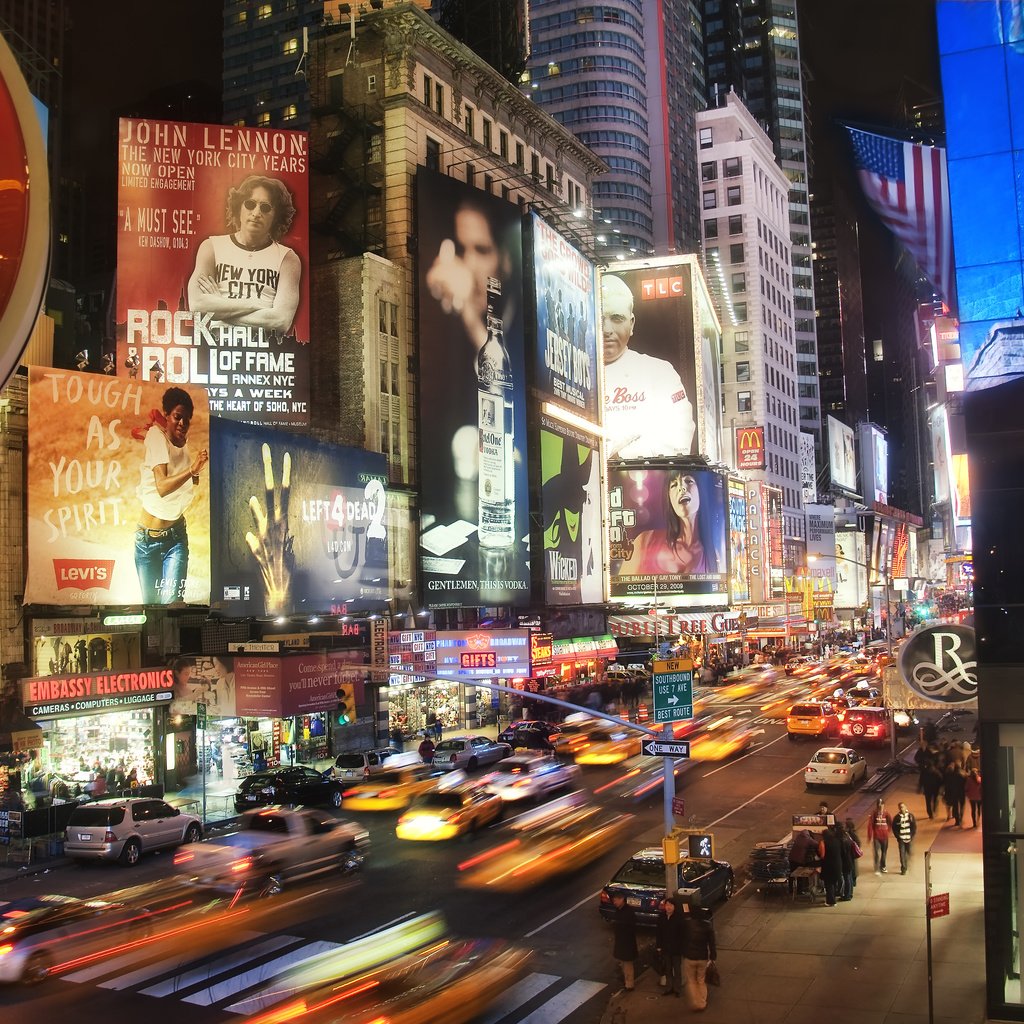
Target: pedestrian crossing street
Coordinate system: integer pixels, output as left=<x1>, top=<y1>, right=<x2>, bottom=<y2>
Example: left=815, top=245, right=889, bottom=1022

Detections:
left=58, top=929, right=607, bottom=1023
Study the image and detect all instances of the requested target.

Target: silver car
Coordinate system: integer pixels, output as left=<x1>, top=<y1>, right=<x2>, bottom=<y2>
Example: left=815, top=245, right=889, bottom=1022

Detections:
left=64, top=798, right=202, bottom=866
left=431, top=735, right=512, bottom=771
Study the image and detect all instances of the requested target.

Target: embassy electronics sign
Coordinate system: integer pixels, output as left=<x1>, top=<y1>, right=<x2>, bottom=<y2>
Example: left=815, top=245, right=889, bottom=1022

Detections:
left=22, top=668, right=174, bottom=718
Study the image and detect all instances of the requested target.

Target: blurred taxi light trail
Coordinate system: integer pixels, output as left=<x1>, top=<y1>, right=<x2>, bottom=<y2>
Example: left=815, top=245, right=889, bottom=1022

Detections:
left=248, top=980, right=381, bottom=1024
left=593, top=767, right=640, bottom=795
left=458, top=839, right=521, bottom=871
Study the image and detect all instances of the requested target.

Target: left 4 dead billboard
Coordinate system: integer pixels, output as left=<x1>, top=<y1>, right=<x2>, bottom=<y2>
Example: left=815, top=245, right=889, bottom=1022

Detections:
left=116, top=118, right=310, bottom=427
left=25, top=368, right=212, bottom=606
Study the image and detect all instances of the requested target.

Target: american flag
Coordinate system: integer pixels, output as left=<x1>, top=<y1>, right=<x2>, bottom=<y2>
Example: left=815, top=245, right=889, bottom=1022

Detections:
left=848, top=127, right=955, bottom=311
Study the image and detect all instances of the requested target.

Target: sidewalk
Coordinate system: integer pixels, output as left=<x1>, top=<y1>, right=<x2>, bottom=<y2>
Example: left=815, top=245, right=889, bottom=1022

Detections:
left=602, top=770, right=987, bottom=1024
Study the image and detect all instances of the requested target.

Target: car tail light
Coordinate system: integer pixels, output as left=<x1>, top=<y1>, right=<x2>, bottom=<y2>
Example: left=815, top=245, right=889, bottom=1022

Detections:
left=343, top=788, right=359, bottom=797
left=104, top=830, right=117, bottom=843
left=833, top=767, right=849, bottom=776
left=174, top=850, right=195, bottom=865
left=0, top=944, right=12, bottom=957
left=599, top=890, right=611, bottom=904
left=230, top=857, right=254, bottom=874
left=377, top=788, right=398, bottom=798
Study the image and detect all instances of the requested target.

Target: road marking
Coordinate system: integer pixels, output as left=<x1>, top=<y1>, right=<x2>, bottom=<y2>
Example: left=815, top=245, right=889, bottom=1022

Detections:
left=474, top=972, right=561, bottom=1024
left=183, top=940, right=340, bottom=1006
left=700, top=730, right=789, bottom=778
left=526, top=891, right=602, bottom=937
left=138, top=934, right=301, bottom=996
left=517, top=979, right=607, bottom=1024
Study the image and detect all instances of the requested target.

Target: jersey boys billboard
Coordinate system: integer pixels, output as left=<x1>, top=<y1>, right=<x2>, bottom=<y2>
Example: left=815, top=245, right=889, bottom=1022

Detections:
left=528, top=214, right=599, bottom=420
left=25, top=368, right=212, bottom=606
left=415, top=169, right=530, bottom=608
left=608, top=467, right=728, bottom=606
left=210, top=421, right=389, bottom=617
left=116, top=119, right=310, bottom=427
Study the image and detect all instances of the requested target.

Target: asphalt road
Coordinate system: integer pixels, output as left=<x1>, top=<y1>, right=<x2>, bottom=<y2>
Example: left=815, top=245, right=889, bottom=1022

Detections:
left=0, top=690, right=919, bottom=1024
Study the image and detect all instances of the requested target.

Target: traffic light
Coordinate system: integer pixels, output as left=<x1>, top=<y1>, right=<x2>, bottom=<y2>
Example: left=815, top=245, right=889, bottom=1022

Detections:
left=335, top=681, right=355, bottom=726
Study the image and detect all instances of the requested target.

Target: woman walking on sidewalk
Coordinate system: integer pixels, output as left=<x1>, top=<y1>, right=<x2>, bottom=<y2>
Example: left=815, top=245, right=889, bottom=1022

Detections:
left=965, top=767, right=982, bottom=828
left=867, top=798, right=893, bottom=874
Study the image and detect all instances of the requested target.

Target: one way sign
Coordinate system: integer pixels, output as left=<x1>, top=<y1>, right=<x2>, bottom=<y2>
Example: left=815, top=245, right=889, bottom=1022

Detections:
left=641, top=739, right=691, bottom=758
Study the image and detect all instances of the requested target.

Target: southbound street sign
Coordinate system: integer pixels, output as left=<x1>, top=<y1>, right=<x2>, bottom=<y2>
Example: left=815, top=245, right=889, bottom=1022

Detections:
left=652, top=657, right=694, bottom=723
left=641, top=738, right=691, bottom=758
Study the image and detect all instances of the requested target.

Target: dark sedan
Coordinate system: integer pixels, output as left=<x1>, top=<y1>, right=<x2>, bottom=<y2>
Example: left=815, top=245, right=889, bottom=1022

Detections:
left=234, top=766, right=345, bottom=812
left=598, top=847, right=735, bottom=924
left=497, top=721, right=561, bottom=751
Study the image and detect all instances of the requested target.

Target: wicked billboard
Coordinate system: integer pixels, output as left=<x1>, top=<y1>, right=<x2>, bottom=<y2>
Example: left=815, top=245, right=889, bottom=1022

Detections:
left=25, top=368, right=212, bottom=606
left=116, top=118, right=310, bottom=427
left=415, top=168, right=530, bottom=608
left=210, top=420, right=389, bottom=617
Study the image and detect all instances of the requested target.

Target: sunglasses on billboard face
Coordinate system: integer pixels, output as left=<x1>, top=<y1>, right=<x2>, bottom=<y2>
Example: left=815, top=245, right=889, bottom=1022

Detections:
left=243, top=199, right=273, bottom=214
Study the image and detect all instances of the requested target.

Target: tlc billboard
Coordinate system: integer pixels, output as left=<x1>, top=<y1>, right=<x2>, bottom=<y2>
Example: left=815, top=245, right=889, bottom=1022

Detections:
left=601, top=257, right=719, bottom=460
left=25, top=368, right=212, bottom=606
left=116, top=119, right=310, bottom=427
left=608, top=466, right=728, bottom=606
left=527, top=214, right=599, bottom=421
left=209, top=421, right=389, bottom=617
left=415, top=168, right=530, bottom=608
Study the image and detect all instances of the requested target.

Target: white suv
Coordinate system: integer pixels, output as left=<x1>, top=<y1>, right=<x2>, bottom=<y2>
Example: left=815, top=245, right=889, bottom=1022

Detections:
left=64, top=798, right=202, bottom=866
left=482, top=754, right=581, bottom=803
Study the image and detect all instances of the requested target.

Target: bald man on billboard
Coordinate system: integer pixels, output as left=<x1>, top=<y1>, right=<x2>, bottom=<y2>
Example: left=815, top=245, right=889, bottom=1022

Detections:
left=602, top=275, right=696, bottom=459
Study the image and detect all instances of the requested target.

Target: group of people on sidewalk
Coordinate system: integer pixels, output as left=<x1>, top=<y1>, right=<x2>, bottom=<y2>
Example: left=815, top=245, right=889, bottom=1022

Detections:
left=793, top=813, right=866, bottom=906
left=915, top=735, right=982, bottom=829
left=610, top=892, right=718, bottom=1012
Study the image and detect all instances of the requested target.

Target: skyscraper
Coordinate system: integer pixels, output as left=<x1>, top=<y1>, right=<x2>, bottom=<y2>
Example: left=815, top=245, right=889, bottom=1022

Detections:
left=701, top=0, right=821, bottom=454
left=524, top=0, right=705, bottom=258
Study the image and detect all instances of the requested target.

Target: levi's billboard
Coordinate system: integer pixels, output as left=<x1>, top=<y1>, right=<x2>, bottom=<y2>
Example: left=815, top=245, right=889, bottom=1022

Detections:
left=735, top=426, right=766, bottom=470
left=528, top=213, right=599, bottom=420
left=25, top=368, right=212, bottom=606
left=210, top=420, right=389, bottom=617
left=116, top=118, right=310, bottom=427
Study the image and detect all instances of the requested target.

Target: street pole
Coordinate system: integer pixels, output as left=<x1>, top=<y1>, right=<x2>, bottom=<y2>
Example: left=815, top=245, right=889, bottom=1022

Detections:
left=662, top=721, right=677, bottom=899
left=925, top=850, right=935, bottom=1024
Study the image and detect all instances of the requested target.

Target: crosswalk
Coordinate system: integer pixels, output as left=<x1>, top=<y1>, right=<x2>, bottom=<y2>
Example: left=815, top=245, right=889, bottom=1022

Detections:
left=57, top=930, right=607, bottom=1023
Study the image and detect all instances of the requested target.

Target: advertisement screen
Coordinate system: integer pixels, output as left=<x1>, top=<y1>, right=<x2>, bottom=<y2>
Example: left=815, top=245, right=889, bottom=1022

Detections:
left=26, top=367, right=212, bottom=606
left=694, top=278, right=723, bottom=465
left=728, top=478, right=749, bottom=604
left=765, top=485, right=785, bottom=599
left=608, top=467, right=728, bottom=604
left=415, top=168, right=529, bottom=608
left=835, top=530, right=867, bottom=609
left=799, top=431, right=817, bottom=503
left=806, top=504, right=838, bottom=592
left=937, top=2, right=1024, bottom=389
left=540, top=413, right=603, bottom=605
left=434, top=630, right=531, bottom=679
left=827, top=415, right=857, bottom=492
left=601, top=262, right=698, bottom=459
left=858, top=423, right=888, bottom=503
left=736, top=426, right=765, bottom=470
left=116, top=118, right=310, bottom=426
left=528, top=214, right=598, bottom=420
left=210, top=420, right=389, bottom=617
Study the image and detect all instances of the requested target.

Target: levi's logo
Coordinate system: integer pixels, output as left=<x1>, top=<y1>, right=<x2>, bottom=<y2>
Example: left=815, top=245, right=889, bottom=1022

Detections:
left=53, top=559, right=116, bottom=590
left=640, top=276, right=684, bottom=300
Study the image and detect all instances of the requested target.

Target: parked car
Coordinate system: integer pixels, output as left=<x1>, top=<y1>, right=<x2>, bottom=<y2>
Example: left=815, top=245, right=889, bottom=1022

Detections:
left=598, top=848, right=735, bottom=924
left=838, top=706, right=891, bottom=746
left=396, top=778, right=503, bottom=841
left=327, top=747, right=421, bottom=783
left=481, top=754, right=581, bottom=803
left=175, top=806, right=368, bottom=896
left=496, top=721, right=561, bottom=751
left=787, top=701, right=840, bottom=741
left=431, top=735, right=512, bottom=771
left=804, top=746, right=869, bottom=788
left=64, top=797, right=202, bottom=867
left=234, top=765, right=346, bottom=812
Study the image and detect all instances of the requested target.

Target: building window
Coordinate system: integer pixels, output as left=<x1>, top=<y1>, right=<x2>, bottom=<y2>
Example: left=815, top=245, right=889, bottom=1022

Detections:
left=425, top=137, right=441, bottom=171
left=734, top=301, right=748, bottom=321
left=701, top=161, right=717, bottom=182
left=390, top=303, right=399, bottom=337
left=484, top=173, right=493, bottom=193
left=723, top=156, right=742, bottom=177
left=738, top=391, right=752, bottom=412
left=736, top=361, right=751, bottom=382
left=367, top=74, right=377, bottom=92
left=546, top=164, right=555, bottom=191
left=730, top=242, right=744, bottom=263
left=367, top=132, right=382, bottom=164
left=283, top=37, right=299, bottom=56
left=727, top=185, right=742, bottom=206
left=380, top=359, right=388, bottom=393
left=734, top=331, right=749, bottom=352
left=381, top=417, right=390, bottom=454
left=499, top=130, right=509, bottom=159
left=531, top=153, right=540, bottom=181
left=699, top=127, right=713, bottom=149
left=502, top=185, right=510, bottom=200
left=483, top=117, right=492, bottom=150
left=702, top=190, right=717, bottom=210
left=434, top=82, right=444, bottom=117
left=257, top=3, right=272, bottom=19
left=392, top=360, right=400, bottom=395
left=378, top=301, right=387, bottom=334
left=423, top=74, right=432, bottom=107
left=729, top=214, right=743, bottom=234
left=257, top=111, right=271, bottom=127
left=515, top=141, right=524, bottom=167
left=465, top=162, right=475, bottom=186
left=465, top=106, right=475, bottom=138
left=732, top=272, right=746, bottom=293
left=704, top=218, right=718, bottom=239
left=282, top=104, right=297, bottom=122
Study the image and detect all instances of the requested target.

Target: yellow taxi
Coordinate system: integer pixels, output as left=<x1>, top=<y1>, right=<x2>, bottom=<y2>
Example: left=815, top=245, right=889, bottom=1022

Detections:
left=688, top=715, right=763, bottom=761
left=550, top=713, right=601, bottom=757
left=395, top=778, right=503, bottom=841
left=573, top=726, right=643, bottom=765
left=786, top=700, right=840, bottom=741
left=718, top=666, right=781, bottom=701
left=342, top=765, right=448, bottom=812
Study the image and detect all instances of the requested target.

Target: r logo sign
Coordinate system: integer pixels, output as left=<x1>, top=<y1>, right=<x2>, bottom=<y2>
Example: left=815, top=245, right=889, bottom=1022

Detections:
left=898, top=624, right=978, bottom=704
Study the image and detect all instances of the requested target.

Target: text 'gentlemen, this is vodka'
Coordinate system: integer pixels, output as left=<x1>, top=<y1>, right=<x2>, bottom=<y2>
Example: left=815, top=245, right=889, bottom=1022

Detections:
left=477, top=277, right=515, bottom=548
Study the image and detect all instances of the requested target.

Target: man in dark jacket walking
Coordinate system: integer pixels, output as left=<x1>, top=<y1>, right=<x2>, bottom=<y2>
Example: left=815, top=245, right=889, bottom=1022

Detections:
left=818, top=824, right=844, bottom=906
left=655, top=897, right=686, bottom=997
left=682, top=905, right=717, bottom=1011
left=610, top=893, right=638, bottom=991
left=893, top=801, right=917, bottom=873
